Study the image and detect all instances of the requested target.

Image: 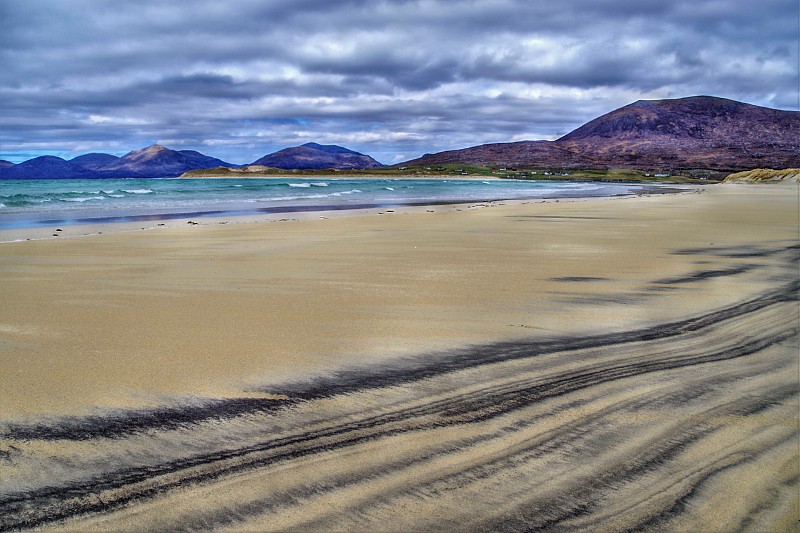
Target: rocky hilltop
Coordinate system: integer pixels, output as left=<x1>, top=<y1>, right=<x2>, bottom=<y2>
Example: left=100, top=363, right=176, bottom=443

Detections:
left=402, top=96, right=799, bottom=171
left=251, top=142, right=383, bottom=170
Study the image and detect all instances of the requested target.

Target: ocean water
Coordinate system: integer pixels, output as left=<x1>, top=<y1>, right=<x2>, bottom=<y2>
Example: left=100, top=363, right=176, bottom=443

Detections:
left=0, top=177, right=652, bottom=229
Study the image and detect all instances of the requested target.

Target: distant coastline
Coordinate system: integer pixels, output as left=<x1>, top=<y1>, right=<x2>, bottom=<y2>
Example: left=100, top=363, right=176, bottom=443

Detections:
left=4, top=96, right=799, bottom=181
left=179, top=165, right=719, bottom=184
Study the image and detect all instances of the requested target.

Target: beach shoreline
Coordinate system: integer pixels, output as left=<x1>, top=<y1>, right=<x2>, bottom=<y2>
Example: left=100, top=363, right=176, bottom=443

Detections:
left=0, top=182, right=792, bottom=417
left=0, top=183, right=692, bottom=243
left=0, top=182, right=797, bottom=530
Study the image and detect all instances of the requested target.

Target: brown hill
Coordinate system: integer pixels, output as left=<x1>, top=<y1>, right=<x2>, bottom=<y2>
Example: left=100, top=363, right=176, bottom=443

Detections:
left=402, top=96, right=800, bottom=170
left=251, top=143, right=384, bottom=170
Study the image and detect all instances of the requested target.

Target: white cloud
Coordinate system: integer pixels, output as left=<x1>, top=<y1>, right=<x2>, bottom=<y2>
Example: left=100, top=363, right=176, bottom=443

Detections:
left=87, top=115, right=149, bottom=126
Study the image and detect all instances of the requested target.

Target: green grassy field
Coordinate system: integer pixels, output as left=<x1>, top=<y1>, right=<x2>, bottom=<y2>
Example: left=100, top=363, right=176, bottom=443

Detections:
left=182, top=164, right=726, bottom=183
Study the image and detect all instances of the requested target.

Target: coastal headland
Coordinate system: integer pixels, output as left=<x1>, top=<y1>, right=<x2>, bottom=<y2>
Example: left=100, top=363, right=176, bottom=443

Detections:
left=0, top=182, right=797, bottom=530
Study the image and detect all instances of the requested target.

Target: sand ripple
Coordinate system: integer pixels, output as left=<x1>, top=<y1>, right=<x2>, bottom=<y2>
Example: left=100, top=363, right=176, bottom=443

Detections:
left=1, top=278, right=797, bottom=531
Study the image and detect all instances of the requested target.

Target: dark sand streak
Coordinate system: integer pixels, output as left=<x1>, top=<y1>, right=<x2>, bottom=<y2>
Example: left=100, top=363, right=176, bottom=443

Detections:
left=0, top=279, right=797, bottom=531
left=1, top=275, right=796, bottom=441
left=630, top=431, right=799, bottom=532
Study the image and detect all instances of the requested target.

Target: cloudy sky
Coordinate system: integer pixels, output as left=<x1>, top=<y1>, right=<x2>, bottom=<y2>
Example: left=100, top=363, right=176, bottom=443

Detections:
left=1, top=0, right=797, bottom=164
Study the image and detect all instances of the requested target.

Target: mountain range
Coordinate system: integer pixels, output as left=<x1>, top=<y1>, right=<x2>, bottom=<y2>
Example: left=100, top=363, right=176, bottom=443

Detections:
left=404, top=96, right=799, bottom=170
left=0, top=143, right=382, bottom=180
left=1, top=96, right=797, bottom=179
left=0, top=145, right=234, bottom=180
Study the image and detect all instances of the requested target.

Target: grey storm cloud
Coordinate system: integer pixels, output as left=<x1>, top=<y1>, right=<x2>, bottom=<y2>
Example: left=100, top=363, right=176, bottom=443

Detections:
left=0, top=0, right=797, bottom=164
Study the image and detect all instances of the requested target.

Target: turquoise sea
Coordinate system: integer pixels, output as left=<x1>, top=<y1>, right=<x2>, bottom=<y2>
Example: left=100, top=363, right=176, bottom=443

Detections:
left=0, top=177, right=655, bottom=229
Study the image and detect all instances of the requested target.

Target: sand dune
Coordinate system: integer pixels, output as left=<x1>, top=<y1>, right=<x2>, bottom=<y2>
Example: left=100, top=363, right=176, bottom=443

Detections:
left=723, top=168, right=800, bottom=183
left=0, top=184, right=797, bottom=531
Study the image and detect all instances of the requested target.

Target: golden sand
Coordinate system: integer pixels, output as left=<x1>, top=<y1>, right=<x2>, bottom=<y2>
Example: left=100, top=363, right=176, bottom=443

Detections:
left=0, top=183, right=797, bottom=530
left=0, top=185, right=794, bottom=417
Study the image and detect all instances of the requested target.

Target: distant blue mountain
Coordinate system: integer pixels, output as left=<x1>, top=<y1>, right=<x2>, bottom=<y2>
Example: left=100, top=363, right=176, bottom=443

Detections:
left=0, top=145, right=236, bottom=179
left=70, top=153, right=121, bottom=170
left=0, top=156, right=94, bottom=179
left=99, top=145, right=235, bottom=178
left=0, top=142, right=384, bottom=178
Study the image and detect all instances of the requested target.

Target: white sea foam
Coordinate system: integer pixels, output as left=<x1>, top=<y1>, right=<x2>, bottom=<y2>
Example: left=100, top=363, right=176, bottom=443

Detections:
left=0, top=203, right=5, bottom=208
left=256, top=189, right=363, bottom=202
left=108, top=194, right=125, bottom=198
left=384, top=187, right=395, bottom=191
left=65, top=196, right=105, bottom=202
left=330, top=189, right=361, bottom=197
left=287, top=182, right=328, bottom=188
left=122, top=189, right=154, bottom=194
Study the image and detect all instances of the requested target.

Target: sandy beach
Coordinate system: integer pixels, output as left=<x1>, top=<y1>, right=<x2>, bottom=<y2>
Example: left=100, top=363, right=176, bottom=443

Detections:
left=0, top=183, right=797, bottom=531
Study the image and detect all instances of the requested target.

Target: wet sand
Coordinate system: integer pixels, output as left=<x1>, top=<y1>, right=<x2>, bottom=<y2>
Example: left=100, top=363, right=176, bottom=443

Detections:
left=0, top=184, right=797, bottom=531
